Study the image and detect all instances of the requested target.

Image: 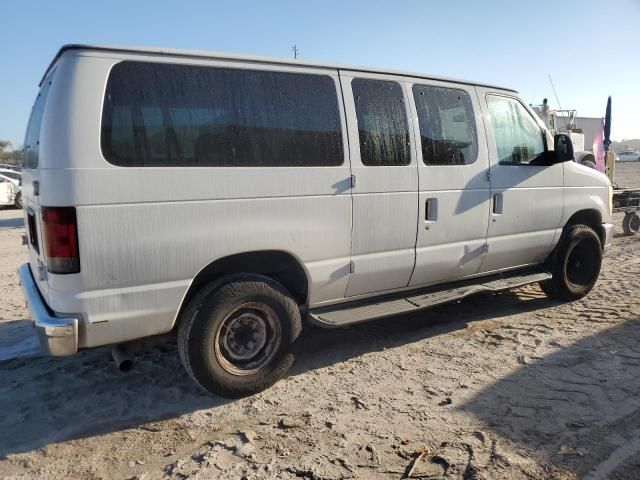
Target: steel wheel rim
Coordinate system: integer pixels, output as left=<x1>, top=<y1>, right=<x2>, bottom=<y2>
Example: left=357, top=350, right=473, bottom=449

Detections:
left=214, top=302, right=281, bottom=375
left=630, top=214, right=640, bottom=232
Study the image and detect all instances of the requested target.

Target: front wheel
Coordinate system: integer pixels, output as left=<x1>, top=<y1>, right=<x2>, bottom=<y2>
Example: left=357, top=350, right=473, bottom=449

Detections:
left=178, top=275, right=302, bottom=398
left=539, top=225, right=602, bottom=301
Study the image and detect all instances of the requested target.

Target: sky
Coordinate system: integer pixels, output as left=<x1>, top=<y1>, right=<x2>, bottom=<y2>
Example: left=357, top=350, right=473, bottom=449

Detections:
left=1, top=0, right=639, bottom=147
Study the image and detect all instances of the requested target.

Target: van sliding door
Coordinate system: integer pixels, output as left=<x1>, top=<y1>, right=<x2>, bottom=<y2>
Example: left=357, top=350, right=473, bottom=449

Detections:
left=339, top=71, right=419, bottom=297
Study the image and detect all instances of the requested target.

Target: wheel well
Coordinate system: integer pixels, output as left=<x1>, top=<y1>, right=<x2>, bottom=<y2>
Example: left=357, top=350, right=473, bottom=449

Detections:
left=174, top=250, right=309, bottom=328
left=566, top=209, right=604, bottom=245
left=577, top=153, right=595, bottom=165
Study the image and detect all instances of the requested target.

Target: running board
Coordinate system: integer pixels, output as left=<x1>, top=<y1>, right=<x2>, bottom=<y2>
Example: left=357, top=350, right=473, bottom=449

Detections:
left=309, top=270, right=551, bottom=327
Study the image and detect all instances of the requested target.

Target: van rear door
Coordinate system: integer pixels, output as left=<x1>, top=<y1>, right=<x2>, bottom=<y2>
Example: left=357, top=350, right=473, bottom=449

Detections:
left=22, top=71, right=55, bottom=293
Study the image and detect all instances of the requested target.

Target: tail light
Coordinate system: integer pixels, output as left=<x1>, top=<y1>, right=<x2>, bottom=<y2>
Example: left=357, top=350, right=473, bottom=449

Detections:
left=42, top=207, right=80, bottom=274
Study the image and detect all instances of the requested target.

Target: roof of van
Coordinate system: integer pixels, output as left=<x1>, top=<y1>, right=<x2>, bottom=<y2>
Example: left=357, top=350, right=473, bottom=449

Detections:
left=41, top=44, right=518, bottom=93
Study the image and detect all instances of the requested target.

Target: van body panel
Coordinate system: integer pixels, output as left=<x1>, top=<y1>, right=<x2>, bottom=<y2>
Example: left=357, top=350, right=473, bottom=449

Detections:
left=19, top=46, right=613, bottom=352
left=23, top=60, right=64, bottom=305
left=561, top=162, right=611, bottom=227
left=41, top=44, right=518, bottom=93
left=26, top=51, right=354, bottom=348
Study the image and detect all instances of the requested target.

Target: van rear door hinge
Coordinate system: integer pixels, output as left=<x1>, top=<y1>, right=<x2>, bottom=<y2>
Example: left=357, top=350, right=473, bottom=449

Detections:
left=483, top=243, right=489, bottom=254
left=349, top=261, right=356, bottom=274
left=486, top=169, right=491, bottom=182
left=350, top=175, right=356, bottom=188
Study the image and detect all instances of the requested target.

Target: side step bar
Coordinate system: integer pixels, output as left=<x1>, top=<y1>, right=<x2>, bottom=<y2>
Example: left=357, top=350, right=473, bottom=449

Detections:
left=309, top=270, right=551, bottom=327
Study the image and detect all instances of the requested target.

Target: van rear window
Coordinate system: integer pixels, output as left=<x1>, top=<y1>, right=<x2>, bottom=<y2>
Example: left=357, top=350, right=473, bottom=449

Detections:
left=101, top=61, right=344, bottom=167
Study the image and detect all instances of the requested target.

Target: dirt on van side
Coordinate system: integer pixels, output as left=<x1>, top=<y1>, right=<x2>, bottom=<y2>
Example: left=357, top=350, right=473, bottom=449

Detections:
left=1, top=163, right=640, bottom=480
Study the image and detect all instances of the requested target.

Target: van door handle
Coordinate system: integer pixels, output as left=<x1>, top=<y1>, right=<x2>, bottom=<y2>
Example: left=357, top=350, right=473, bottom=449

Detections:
left=425, top=198, right=438, bottom=222
left=492, top=193, right=503, bottom=214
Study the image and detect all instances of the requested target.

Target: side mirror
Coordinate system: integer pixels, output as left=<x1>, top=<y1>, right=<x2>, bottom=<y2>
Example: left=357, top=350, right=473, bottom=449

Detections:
left=554, top=133, right=574, bottom=162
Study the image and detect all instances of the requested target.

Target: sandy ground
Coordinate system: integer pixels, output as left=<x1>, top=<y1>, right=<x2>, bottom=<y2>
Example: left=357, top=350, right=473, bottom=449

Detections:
left=1, top=164, right=640, bottom=480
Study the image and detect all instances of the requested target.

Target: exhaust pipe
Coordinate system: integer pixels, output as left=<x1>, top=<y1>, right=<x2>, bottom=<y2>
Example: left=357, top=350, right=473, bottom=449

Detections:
left=112, top=344, right=133, bottom=372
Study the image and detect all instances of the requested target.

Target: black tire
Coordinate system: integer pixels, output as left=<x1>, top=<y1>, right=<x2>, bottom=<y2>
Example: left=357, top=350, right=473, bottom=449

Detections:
left=539, top=225, right=602, bottom=301
left=581, top=160, right=596, bottom=169
left=14, top=192, right=22, bottom=209
left=622, top=212, right=640, bottom=236
left=178, top=275, right=302, bottom=398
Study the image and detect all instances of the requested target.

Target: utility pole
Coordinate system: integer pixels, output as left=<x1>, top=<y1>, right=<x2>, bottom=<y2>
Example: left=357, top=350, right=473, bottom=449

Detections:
left=292, top=45, right=299, bottom=59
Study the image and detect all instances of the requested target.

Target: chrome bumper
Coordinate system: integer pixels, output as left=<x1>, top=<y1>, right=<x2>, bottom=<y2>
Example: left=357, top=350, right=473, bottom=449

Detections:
left=603, top=223, right=614, bottom=250
left=17, top=263, right=78, bottom=356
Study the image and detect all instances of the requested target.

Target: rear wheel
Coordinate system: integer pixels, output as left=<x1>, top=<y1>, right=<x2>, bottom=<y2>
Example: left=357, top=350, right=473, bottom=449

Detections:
left=178, top=275, right=302, bottom=398
left=14, top=192, right=22, bottom=209
left=581, top=159, right=596, bottom=169
left=622, top=212, right=640, bottom=235
left=539, top=225, right=602, bottom=301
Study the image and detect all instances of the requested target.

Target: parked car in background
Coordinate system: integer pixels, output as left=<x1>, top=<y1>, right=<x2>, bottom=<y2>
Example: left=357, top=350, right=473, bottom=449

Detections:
left=0, top=168, right=23, bottom=186
left=616, top=151, right=640, bottom=162
left=0, top=169, right=22, bottom=208
left=0, top=163, right=22, bottom=172
left=18, top=44, right=613, bottom=398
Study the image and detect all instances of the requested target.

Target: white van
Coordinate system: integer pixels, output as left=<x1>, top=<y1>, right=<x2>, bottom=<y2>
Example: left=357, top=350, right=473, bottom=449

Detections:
left=19, top=45, right=613, bottom=397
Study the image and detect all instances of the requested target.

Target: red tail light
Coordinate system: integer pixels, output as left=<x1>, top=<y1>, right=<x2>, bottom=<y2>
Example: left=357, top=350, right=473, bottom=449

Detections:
left=42, top=207, right=80, bottom=274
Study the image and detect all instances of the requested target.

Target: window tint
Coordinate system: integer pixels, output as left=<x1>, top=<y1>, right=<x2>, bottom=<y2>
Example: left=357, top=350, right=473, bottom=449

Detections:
left=101, top=62, right=344, bottom=167
left=352, top=78, right=410, bottom=166
left=412, top=85, right=477, bottom=165
left=487, top=95, right=545, bottom=165
left=23, top=72, right=54, bottom=169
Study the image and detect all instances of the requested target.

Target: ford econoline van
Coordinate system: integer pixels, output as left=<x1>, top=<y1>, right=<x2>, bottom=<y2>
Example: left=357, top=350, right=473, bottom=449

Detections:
left=19, top=45, right=613, bottom=397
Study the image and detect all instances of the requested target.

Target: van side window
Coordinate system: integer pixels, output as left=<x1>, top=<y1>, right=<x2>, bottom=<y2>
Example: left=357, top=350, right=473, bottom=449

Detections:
left=23, top=72, right=54, bottom=169
left=352, top=78, right=410, bottom=166
left=412, top=85, right=477, bottom=165
left=101, top=62, right=344, bottom=167
left=486, top=95, right=545, bottom=165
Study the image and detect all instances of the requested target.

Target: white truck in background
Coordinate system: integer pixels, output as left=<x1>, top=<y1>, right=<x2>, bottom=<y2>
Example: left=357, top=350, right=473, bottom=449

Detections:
left=533, top=105, right=600, bottom=169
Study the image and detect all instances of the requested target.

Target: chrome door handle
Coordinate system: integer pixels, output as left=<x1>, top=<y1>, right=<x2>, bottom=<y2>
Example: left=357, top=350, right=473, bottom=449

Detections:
left=492, top=193, right=503, bottom=214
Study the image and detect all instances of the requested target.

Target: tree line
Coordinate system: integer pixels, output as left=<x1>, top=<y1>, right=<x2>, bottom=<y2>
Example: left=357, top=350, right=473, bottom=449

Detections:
left=0, top=140, right=22, bottom=164
left=612, top=139, right=640, bottom=152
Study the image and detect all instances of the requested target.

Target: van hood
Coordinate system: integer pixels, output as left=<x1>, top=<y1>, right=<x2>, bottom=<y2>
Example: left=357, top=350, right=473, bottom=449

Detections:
left=563, top=161, right=611, bottom=188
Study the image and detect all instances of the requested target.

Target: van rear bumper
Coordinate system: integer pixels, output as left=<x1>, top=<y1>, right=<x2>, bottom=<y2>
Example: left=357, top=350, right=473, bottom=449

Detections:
left=18, top=263, right=78, bottom=356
